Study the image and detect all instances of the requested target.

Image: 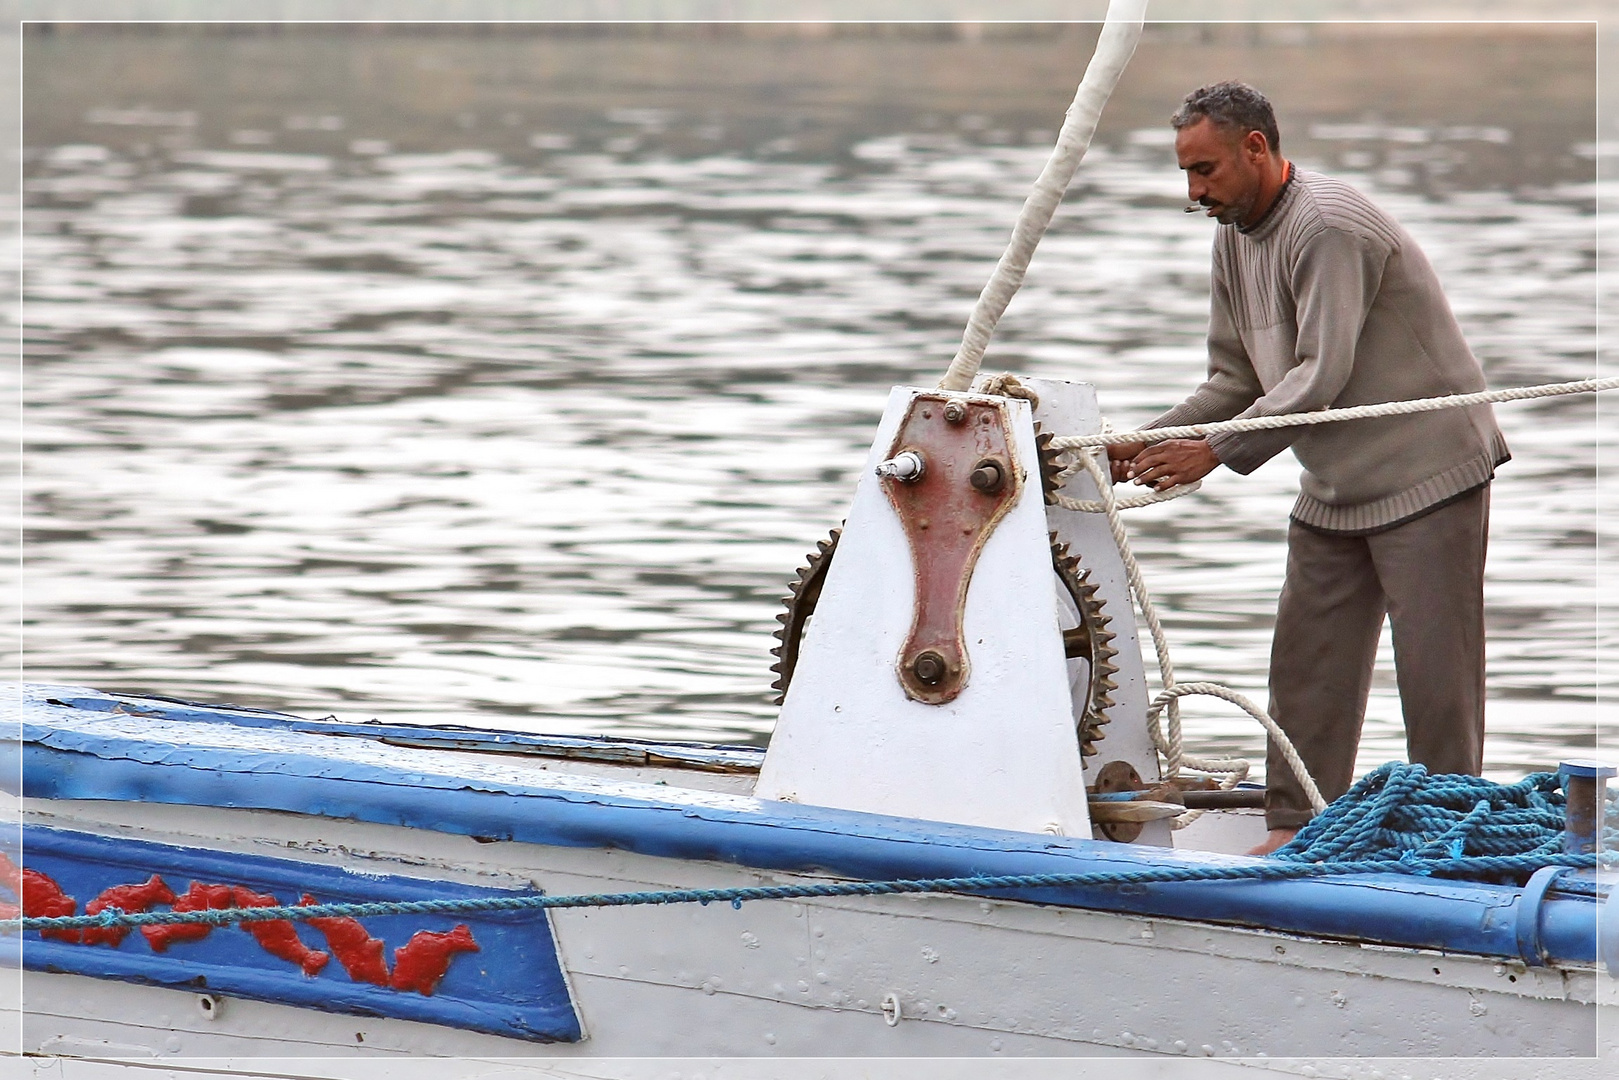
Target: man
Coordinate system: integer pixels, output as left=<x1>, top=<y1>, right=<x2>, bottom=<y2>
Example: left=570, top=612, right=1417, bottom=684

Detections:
left=1108, top=82, right=1509, bottom=855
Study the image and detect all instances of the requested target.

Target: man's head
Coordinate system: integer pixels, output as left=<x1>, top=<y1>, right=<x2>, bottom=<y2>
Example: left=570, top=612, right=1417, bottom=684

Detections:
left=1172, top=82, right=1287, bottom=227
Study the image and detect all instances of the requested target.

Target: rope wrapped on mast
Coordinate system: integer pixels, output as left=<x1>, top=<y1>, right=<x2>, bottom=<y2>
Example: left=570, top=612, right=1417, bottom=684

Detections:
left=938, top=0, right=1149, bottom=393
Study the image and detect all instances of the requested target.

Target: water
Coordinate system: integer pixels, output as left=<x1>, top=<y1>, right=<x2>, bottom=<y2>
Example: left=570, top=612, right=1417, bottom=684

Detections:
left=19, top=24, right=1613, bottom=780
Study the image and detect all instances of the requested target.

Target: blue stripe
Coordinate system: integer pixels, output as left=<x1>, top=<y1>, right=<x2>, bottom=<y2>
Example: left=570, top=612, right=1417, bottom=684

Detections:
left=6, top=683, right=1601, bottom=965
left=7, top=825, right=582, bottom=1042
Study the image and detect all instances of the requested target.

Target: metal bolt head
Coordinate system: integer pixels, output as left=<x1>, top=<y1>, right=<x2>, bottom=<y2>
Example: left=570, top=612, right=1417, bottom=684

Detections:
left=943, top=400, right=967, bottom=424
left=912, top=650, right=946, bottom=685
left=969, top=459, right=1004, bottom=493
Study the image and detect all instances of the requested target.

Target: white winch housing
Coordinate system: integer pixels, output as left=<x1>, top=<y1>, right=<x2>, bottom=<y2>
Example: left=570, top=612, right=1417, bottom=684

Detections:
left=756, top=379, right=1157, bottom=838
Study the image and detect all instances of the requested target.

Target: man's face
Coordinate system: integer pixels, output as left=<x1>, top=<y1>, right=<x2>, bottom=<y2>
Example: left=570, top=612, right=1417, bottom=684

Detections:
left=1175, top=117, right=1262, bottom=226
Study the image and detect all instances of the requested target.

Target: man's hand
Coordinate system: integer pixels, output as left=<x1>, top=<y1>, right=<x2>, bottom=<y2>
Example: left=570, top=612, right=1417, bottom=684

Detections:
left=1126, top=438, right=1220, bottom=490
left=1106, top=441, right=1146, bottom=483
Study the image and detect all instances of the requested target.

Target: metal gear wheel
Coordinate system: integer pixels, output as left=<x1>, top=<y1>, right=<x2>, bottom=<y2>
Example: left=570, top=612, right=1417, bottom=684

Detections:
left=1050, top=535, right=1119, bottom=758
left=769, top=529, right=1119, bottom=758
left=769, top=527, right=841, bottom=706
left=1034, top=425, right=1066, bottom=505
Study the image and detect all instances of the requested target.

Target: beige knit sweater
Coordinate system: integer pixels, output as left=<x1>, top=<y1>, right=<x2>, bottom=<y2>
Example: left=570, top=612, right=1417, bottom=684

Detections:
left=1152, top=169, right=1509, bottom=535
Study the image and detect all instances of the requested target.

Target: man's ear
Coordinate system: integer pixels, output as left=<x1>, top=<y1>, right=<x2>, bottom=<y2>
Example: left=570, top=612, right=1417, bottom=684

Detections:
left=1243, top=129, right=1270, bottom=161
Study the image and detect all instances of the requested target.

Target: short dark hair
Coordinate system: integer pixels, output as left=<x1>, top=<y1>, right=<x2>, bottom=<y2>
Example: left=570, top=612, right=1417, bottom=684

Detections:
left=1171, top=82, right=1281, bottom=154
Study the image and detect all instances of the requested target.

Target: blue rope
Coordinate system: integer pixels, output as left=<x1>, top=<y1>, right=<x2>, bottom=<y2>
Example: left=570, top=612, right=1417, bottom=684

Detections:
left=6, top=763, right=1613, bottom=933
left=7, top=853, right=1606, bottom=933
left=1270, top=763, right=1608, bottom=881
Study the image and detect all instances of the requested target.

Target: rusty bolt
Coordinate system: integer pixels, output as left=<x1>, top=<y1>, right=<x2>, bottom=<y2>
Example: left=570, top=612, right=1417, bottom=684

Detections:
left=912, top=650, right=947, bottom=685
left=969, top=459, right=1004, bottom=493
left=943, top=400, right=967, bottom=424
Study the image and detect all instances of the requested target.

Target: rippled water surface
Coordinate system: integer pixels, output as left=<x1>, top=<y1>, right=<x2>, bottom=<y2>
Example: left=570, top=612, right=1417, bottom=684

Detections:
left=20, top=25, right=1613, bottom=779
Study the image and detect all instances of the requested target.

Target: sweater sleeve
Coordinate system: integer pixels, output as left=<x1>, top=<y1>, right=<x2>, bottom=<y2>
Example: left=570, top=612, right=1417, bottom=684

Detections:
left=1148, top=246, right=1264, bottom=432
left=1205, top=223, right=1390, bottom=474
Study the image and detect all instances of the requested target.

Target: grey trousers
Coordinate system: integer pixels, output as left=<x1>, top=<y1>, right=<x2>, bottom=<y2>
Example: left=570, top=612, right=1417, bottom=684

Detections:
left=1265, top=486, right=1490, bottom=830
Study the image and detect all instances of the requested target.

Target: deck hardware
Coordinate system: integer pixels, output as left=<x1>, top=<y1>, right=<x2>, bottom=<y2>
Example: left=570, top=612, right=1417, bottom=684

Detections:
left=195, top=994, right=223, bottom=1021
left=1088, top=759, right=1190, bottom=843
left=1557, top=759, right=1615, bottom=854
left=912, top=650, right=946, bottom=685
left=880, top=992, right=901, bottom=1026
left=943, top=400, right=967, bottom=423
left=968, top=458, right=1005, bottom=493
left=1514, top=864, right=1568, bottom=967
left=874, top=450, right=925, bottom=483
left=882, top=394, right=1022, bottom=704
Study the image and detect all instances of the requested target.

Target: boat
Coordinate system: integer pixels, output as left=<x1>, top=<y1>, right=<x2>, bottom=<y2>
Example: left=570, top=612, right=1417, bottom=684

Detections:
left=5, top=372, right=1615, bottom=1065
left=6, top=1, right=1615, bottom=1072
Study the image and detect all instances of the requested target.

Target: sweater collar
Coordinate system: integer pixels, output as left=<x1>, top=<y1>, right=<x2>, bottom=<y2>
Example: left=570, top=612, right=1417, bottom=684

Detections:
left=1235, top=163, right=1298, bottom=241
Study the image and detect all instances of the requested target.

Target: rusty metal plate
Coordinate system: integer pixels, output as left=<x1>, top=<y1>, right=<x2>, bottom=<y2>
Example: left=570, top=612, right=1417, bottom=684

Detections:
left=881, top=394, right=1023, bottom=705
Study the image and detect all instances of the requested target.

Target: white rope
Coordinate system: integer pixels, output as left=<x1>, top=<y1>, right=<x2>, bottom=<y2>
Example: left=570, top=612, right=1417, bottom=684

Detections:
left=1148, top=683, right=1326, bottom=814
left=1051, top=377, right=1619, bottom=450
left=1071, top=447, right=1326, bottom=826
left=1051, top=480, right=1200, bottom=514
left=1055, top=376, right=1615, bottom=818
left=938, top=0, right=1147, bottom=393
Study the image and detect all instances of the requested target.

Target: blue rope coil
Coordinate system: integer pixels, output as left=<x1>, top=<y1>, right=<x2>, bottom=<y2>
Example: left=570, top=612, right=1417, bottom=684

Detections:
left=6, top=763, right=1614, bottom=933
left=1271, top=763, right=1594, bottom=880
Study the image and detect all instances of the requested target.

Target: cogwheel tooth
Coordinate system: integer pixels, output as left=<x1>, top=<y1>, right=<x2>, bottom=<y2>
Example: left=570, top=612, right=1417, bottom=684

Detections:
left=770, top=525, right=843, bottom=703
left=1051, top=534, right=1120, bottom=758
left=1035, top=426, right=1066, bottom=503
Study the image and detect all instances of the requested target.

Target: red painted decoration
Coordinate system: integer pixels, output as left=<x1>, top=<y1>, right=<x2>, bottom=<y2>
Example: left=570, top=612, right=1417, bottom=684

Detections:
left=232, top=887, right=329, bottom=977
left=20, top=864, right=484, bottom=996
left=84, top=875, right=176, bottom=947
left=22, top=869, right=83, bottom=944
left=300, top=893, right=389, bottom=986
left=389, top=924, right=480, bottom=996
left=143, top=881, right=234, bottom=952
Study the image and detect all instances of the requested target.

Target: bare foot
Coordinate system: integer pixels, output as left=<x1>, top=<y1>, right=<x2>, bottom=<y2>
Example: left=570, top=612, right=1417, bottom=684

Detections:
left=1245, top=828, right=1298, bottom=857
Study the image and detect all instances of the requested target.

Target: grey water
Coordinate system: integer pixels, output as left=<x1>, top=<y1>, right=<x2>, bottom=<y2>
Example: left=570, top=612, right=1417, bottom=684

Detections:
left=19, top=24, right=1613, bottom=781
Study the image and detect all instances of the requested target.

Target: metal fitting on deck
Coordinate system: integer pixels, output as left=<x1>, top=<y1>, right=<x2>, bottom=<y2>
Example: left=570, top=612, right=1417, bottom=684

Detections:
left=875, top=450, right=925, bottom=482
left=1559, top=759, right=1616, bottom=855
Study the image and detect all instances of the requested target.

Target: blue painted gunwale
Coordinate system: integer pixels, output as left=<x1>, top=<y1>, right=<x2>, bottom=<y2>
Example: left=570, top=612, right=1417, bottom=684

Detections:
left=4, top=682, right=1604, bottom=967
left=5, top=825, right=582, bottom=1042
left=28, top=686, right=764, bottom=769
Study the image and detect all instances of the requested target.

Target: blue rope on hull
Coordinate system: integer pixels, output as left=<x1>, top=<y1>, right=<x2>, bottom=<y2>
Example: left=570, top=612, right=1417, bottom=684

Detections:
left=7, top=763, right=1615, bottom=934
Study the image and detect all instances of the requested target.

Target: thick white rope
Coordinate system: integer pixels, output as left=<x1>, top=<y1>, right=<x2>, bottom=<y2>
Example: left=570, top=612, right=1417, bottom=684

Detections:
left=1149, top=683, right=1326, bottom=814
left=938, top=0, right=1147, bottom=393
left=1052, top=376, right=1619, bottom=450
left=1059, top=372, right=1616, bottom=820
left=1052, top=480, right=1200, bottom=514
left=1072, top=447, right=1326, bottom=824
